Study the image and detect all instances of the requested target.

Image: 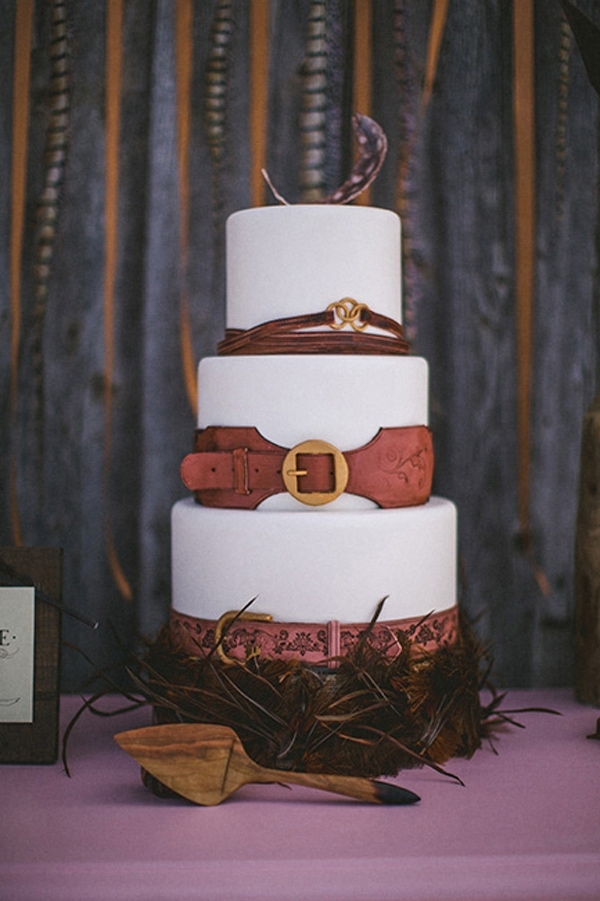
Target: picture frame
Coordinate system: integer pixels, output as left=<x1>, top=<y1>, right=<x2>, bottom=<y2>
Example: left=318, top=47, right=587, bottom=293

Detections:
left=0, top=547, right=62, bottom=764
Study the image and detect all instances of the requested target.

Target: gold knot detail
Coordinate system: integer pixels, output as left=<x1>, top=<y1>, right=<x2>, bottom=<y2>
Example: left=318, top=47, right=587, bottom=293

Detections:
left=326, top=298, right=369, bottom=332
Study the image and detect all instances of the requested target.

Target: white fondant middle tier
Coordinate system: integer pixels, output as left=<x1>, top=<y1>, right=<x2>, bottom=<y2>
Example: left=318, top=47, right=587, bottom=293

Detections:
left=172, top=497, right=457, bottom=623
left=197, top=355, right=428, bottom=511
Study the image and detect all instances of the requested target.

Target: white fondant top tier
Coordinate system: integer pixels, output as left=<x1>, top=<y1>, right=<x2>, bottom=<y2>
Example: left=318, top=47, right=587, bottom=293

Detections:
left=226, top=205, right=402, bottom=330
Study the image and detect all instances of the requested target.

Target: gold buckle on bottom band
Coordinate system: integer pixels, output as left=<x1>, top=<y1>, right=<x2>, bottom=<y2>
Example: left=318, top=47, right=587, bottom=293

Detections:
left=214, top=610, right=273, bottom=665
left=282, top=439, right=349, bottom=506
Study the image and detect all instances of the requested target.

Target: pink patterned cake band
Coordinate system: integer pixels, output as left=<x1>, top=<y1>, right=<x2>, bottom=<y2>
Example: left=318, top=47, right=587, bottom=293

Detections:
left=169, top=604, right=459, bottom=669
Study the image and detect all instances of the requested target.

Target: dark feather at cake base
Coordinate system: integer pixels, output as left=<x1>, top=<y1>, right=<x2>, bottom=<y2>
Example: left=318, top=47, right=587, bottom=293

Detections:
left=133, top=614, right=498, bottom=780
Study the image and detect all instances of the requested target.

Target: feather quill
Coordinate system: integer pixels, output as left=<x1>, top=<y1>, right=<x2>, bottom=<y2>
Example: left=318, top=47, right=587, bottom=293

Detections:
left=299, top=0, right=328, bottom=201
left=555, top=14, right=571, bottom=222
left=204, top=0, right=233, bottom=163
left=323, top=113, right=387, bottom=204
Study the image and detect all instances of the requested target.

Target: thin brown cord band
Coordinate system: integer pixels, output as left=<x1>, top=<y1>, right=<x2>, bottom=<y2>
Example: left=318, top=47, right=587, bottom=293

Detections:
left=217, top=304, right=410, bottom=356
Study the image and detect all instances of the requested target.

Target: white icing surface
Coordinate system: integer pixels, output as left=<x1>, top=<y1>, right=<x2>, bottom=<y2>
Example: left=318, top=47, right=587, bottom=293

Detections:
left=172, top=496, right=457, bottom=623
left=198, top=355, right=428, bottom=447
left=226, top=206, right=402, bottom=329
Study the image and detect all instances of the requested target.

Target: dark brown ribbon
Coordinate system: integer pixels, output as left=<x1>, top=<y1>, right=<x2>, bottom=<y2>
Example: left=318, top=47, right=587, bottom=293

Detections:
left=217, top=305, right=410, bottom=356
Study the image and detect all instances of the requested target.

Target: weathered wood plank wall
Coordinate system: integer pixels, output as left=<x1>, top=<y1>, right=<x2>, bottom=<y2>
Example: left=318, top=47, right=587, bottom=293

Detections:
left=1, top=0, right=598, bottom=690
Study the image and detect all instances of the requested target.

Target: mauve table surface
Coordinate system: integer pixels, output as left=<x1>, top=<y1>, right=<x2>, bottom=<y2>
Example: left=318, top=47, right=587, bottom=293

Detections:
left=1, top=689, right=599, bottom=901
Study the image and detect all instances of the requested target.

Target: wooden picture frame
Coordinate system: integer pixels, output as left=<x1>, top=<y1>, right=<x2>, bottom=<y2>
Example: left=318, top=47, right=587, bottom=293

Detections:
left=0, top=547, right=62, bottom=764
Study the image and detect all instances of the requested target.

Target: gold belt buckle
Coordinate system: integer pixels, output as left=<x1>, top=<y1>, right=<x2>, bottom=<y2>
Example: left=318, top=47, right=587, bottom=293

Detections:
left=214, top=610, right=273, bottom=665
left=282, top=439, right=349, bottom=506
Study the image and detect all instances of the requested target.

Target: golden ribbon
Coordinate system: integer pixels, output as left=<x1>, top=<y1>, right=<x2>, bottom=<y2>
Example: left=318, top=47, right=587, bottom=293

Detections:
left=104, top=0, right=132, bottom=601
left=353, top=0, right=372, bottom=206
left=250, top=0, right=270, bottom=207
left=512, top=1, right=549, bottom=593
left=9, top=0, right=35, bottom=546
left=512, top=0, right=535, bottom=546
left=175, top=0, right=197, bottom=414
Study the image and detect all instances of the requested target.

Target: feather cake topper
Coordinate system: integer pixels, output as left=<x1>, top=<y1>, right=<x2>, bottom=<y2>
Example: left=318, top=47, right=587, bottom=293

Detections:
left=263, top=113, right=388, bottom=205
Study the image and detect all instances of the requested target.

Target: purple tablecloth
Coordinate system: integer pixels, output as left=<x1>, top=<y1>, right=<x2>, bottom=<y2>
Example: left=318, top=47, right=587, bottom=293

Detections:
left=1, top=689, right=599, bottom=901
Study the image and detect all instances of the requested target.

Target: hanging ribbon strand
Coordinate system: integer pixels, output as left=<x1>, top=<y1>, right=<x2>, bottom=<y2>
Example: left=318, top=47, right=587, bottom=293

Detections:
left=175, top=0, right=196, bottom=415
left=104, top=0, right=132, bottom=601
left=250, top=0, right=270, bottom=207
left=352, top=0, right=372, bottom=206
left=512, top=0, right=535, bottom=548
left=9, top=0, right=35, bottom=546
left=512, top=1, right=549, bottom=595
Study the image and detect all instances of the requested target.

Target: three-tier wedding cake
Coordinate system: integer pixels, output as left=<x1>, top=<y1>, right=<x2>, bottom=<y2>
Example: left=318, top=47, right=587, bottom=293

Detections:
left=146, top=123, right=484, bottom=778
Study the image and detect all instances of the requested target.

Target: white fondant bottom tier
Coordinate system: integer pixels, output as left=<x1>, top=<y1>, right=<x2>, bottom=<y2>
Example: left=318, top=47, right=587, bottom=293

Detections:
left=171, top=496, right=457, bottom=623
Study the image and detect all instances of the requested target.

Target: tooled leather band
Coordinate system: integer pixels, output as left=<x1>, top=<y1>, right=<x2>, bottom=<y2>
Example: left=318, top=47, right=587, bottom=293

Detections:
left=217, top=300, right=410, bottom=356
left=180, top=425, right=433, bottom=509
left=169, top=604, right=459, bottom=668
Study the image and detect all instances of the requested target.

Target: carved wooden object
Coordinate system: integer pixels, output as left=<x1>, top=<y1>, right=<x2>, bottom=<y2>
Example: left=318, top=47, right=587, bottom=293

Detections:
left=115, top=723, right=420, bottom=806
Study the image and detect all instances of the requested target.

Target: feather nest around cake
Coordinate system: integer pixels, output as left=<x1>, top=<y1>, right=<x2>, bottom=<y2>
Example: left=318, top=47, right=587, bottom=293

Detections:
left=131, top=605, right=499, bottom=781
left=120, top=115, right=504, bottom=794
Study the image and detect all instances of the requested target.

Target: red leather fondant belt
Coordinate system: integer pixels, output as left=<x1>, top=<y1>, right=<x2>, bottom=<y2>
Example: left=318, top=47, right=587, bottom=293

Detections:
left=169, top=605, right=459, bottom=668
left=181, top=425, right=433, bottom=509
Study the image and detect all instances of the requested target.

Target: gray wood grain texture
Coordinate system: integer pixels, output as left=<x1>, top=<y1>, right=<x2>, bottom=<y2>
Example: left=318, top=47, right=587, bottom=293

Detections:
left=0, top=0, right=598, bottom=690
